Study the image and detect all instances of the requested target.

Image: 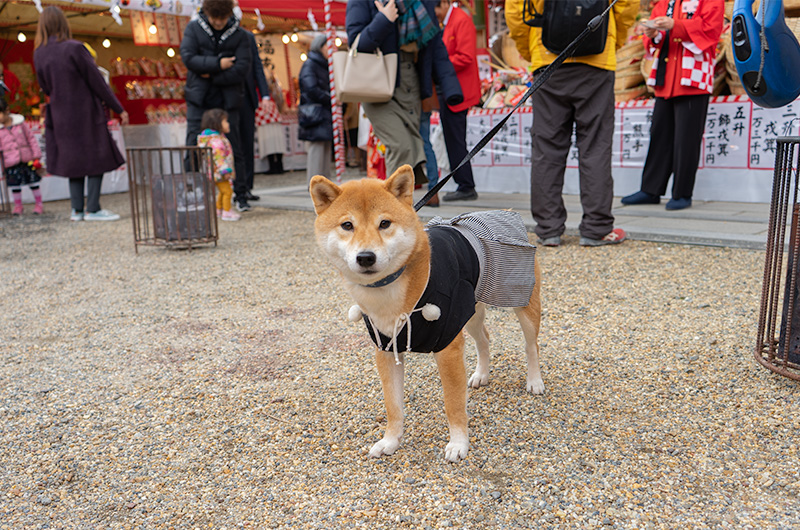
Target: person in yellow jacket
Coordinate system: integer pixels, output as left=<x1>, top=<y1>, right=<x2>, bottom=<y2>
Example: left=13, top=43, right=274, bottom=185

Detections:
left=505, top=0, right=636, bottom=247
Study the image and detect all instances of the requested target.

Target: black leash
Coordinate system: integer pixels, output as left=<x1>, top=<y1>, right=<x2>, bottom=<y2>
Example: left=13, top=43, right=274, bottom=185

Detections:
left=414, top=0, right=619, bottom=211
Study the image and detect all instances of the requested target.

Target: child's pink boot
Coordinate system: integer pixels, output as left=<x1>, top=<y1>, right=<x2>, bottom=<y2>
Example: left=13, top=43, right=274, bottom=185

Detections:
left=221, top=210, right=241, bottom=222
left=12, top=191, right=23, bottom=215
left=32, top=189, right=43, bottom=215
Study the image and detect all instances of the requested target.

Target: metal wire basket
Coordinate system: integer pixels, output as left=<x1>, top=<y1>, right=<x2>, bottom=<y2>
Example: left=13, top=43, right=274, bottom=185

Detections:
left=756, top=136, right=800, bottom=381
left=127, top=146, right=218, bottom=252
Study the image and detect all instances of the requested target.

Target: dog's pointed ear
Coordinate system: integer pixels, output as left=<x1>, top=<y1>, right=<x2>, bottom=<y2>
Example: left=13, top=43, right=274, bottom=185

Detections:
left=309, top=175, right=342, bottom=215
left=384, top=165, right=415, bottom=206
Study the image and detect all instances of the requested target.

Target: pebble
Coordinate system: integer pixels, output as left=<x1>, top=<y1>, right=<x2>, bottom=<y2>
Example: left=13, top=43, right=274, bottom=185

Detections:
left=1, top=175, right=799, bottom=528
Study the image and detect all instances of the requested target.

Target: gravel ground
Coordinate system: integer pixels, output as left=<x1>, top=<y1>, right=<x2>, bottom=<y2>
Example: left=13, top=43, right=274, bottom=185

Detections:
left=1, top=172, right=799, bottom=529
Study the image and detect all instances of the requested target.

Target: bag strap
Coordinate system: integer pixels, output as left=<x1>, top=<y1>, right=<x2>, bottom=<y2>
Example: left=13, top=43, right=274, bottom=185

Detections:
left=414, top=0, right=618, bottom=211
left=523, top=0, right=544, bottom=27
left=348, top=33, right=383, bottom=59
left=350, top=33, right=361, bottom=57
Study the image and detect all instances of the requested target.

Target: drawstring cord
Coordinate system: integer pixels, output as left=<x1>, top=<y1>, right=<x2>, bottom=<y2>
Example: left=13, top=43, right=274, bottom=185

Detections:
left=367, top=307, right=423, bottom=365
left=361, top=303, right=441, bottom=365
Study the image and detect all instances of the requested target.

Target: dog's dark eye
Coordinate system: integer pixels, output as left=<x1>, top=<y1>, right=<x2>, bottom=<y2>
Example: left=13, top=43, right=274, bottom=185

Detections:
left=379, top=220, right=391, bottom=230
left=341, top=221, right=354, bottom=231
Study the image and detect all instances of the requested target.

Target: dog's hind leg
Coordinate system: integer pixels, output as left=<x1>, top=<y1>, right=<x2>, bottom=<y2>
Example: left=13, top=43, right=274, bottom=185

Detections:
left=369, top=349, right=405, bottom=458
left=434, top=333, right=469, bottom=462
left=465, top=302, right=491, bottom=389
left=514, top=259, right=544, bottom=394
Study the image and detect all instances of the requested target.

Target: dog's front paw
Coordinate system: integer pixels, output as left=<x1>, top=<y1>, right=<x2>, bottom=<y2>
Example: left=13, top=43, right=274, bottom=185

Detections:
left=526, top=377, right=545, bottom=395
left=467, top=370, right=489, bottom=389
left=368, top=436, right=401, bottom=458
left=444, top=439, right=469, bottom=462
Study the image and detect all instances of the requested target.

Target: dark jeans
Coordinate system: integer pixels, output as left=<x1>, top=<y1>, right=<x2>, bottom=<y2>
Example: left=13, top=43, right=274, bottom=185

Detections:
left=239, top=101, right=257, bottom=192
left=640, top=94, right=710, bottom=200
left=437, top=97, right=474, bottom=191
left=69, top=174, right=103, bottom=213
left=419, top=111, right=439, bottom=190
left=186, top=102, right=247, bottom=200
left=530, top=63, right=615, bottom=240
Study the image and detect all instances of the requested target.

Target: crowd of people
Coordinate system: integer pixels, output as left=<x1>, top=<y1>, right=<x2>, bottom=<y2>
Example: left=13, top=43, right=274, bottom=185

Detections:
left=1, top=0, right=726, bottom=246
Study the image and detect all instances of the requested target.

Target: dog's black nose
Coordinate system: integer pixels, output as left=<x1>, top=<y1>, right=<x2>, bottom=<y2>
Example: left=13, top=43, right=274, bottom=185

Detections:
left=356, top=252, right=377, bottom=268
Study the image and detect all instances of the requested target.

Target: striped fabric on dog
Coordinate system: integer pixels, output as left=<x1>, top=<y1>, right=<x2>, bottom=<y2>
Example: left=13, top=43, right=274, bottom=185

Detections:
left=426, top=210, right=537, bottom=308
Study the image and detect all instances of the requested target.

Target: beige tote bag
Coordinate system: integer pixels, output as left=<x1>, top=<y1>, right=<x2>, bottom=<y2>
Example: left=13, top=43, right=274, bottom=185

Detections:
left=333, top=34, right=397, bottom=103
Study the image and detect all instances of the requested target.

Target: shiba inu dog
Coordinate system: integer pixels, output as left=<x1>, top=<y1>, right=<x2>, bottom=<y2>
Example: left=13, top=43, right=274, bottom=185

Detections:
left=309, top=165, right=542, bottom=462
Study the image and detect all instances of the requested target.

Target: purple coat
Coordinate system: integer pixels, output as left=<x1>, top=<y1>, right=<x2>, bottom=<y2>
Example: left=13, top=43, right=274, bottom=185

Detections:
left=34, top=39, right=125, bottom=178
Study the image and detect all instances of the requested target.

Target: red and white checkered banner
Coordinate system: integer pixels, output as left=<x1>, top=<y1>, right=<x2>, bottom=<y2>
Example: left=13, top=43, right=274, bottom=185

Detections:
left=255, top=99, right=282, bottom=126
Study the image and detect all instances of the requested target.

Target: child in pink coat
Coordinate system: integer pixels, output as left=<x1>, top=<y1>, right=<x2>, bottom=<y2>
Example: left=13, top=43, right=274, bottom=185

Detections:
left=0, top=97, right=44, bottom=215
left=197, top=108, right=240, bottom=221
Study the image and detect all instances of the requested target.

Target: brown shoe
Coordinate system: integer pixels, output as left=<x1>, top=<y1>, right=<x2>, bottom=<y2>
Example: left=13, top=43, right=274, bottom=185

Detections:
left=426, top=193, right=440, bottom=207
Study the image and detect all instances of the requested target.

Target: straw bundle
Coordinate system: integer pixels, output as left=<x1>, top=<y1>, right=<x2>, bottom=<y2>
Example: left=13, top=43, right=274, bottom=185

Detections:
left=615, top=85, right=648, bottom=103
left=615, top=62, right=645, bottom=90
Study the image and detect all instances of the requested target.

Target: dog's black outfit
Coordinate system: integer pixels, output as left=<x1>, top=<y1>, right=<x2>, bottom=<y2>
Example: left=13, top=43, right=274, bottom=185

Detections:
left=365, top=226, right=480, bottom=354
left=363, top=210, right=537, bottom=355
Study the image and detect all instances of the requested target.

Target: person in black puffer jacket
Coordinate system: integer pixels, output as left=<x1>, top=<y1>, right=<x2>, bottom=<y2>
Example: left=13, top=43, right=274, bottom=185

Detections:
left=298, top=34, right=334, bottom=182
left=180, top=0, right=253, bottom=211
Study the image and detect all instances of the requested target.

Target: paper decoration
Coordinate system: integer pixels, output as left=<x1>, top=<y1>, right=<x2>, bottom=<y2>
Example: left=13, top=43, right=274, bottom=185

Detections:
left=130, top=11, right=149, bottom=45
left=164, top=14, right=182, bottom=46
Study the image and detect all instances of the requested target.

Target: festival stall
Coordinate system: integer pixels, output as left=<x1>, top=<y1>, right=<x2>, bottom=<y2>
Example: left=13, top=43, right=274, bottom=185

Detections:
left=0, top=0, right=204, bottom=202
left=417, top=0, right=800, bottom=203
left=0, top=0, right=346, bottom=203
left=116, top=1, right=347, bottom=173
left=4, top=0, right=792, bottom=204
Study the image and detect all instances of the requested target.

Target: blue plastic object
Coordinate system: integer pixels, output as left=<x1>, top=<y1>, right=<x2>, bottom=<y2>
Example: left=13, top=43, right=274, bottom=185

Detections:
left=732, top=0, right=800, bottom=108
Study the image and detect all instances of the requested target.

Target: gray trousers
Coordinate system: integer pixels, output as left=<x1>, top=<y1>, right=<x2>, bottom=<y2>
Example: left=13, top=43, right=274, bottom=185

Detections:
left=362, top=52, right=425, bottom=180
left=69, top=175, right=103, bottom=213
left=306, top=141, right=332, bottom=182
left=530, top=63, right=615, bottom=240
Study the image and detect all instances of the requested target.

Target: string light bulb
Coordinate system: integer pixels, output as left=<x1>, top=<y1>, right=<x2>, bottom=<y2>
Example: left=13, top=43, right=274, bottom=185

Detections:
left=335, top=37, right=342, bottom=47
left=102, top=38, right=111, bottom=48
left=300, top=53, right=307, bottom=61
left=166, top=47, right=175, bottom=58
left=149, top=24, right=157, bottom=35
left=281, top=34, right=290, bottom=44
left=17, top=32, right=26, bottom=42
left=290, top=33, right=298, bottom=42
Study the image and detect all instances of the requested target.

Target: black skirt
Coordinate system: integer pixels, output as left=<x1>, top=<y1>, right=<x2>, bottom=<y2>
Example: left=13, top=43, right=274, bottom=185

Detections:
left=5, top=162, right=42, bottom=187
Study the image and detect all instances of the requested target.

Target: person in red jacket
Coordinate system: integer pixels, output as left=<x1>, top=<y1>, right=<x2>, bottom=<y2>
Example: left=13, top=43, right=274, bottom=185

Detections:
left=621, top=0, right=724, bottom=211
left=0, top=62, right=20, bottom=103
left=435, top=0, right=481, bottom=201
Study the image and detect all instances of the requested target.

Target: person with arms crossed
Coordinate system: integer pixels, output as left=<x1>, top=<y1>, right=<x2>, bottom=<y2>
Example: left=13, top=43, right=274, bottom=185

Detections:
left=180, top=0, right=252, bottom=211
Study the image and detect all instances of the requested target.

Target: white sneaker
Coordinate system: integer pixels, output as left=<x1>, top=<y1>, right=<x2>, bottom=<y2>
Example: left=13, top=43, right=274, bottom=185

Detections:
left=84, top=209, right=120, bottom=222
left=70, top=210, right=84, bottom=221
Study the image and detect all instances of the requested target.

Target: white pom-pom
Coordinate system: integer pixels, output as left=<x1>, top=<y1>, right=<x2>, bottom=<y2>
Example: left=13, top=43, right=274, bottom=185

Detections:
left=348, top=304, right=363, bottom=322
left=421, top=303, right=441, bottom=321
